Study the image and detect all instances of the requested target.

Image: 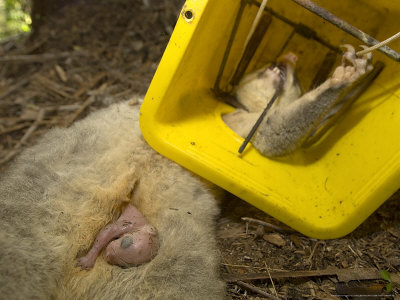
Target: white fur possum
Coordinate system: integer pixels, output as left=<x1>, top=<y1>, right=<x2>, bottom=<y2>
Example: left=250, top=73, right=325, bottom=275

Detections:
left=223, top=45, right=373, bottom=157
left=0, top=44, right=373, bottom=300
left=0, top=100, right=225, bottom=300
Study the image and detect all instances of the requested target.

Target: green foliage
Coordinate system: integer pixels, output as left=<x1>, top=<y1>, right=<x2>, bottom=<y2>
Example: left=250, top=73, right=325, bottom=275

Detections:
left=0, top=0, right=31, bottom=39
left=380, top=269, right=391, bottom=281
left=380, top=269, right=393, bottom=293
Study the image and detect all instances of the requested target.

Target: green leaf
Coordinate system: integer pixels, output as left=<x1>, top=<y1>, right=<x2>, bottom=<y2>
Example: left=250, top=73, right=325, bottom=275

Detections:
left=380, top=269, right=392, bottom=282
left=386, top=282, right=393, bottom=293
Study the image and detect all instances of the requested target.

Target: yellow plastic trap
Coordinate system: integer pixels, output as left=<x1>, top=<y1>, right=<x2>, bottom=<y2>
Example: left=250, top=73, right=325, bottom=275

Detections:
left=140, top=0, right=400, bottom=238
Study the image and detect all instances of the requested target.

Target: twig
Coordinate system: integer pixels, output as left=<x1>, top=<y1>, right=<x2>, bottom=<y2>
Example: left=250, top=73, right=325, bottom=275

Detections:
left=35, top=75, right=74, bottom=98
left=333, top=294, right=392, bottom=298
left=111, top=19, right=136, bottom=66
left=241, top=217, right=295, bottom=233
left=265, top=263, right=279, bottom=298
left=0, top=51, right=85, bottom=63
left=308, top=281, right=316, bottom=297
left=72, top=72, right=107, bottom=98
left=105, top=68, right=135, bottom=86
left=0, top=109, right=46, bottom=165
left=223, top=269, right=337, bottom=282
left=45, top=104, right=82, bottom=112
left=223, top=266, right=400, bottom=283
left=0, top=77, right=31, bottom=100
left=18, top=109, right=46, bottom=145
left=0, top=123, right=31, bottom=136
left=307, top=241, right=325, bottom=269
left=221, top=263, right=274, bottom=270
left=236, top=280, right=281, bottom=300
left=64, top=96, right=95, bottom=127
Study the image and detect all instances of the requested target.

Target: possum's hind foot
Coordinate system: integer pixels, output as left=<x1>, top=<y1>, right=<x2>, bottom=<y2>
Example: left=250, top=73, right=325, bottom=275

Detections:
left=331, top=44, right=373, bottom=87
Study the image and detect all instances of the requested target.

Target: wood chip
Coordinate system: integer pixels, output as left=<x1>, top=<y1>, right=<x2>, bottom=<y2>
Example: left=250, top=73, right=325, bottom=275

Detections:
left=263, top=234, right=286, bottom=247
left=55, top=65, right=68, bottom=82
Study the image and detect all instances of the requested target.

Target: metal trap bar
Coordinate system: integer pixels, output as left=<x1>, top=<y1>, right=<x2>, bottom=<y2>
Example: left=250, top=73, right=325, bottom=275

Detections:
left=289, top=0, right=400, bottom=62
left=214, top=0, right=399, bottom=96
left=214, top=0, right=340, bottom=95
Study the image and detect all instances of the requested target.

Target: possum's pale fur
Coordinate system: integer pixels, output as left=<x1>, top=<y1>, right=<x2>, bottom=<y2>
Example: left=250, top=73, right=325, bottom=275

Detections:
left=225, top=47, right=374, bottom=157
left=0, top=101, right=225, bottom=299
left=0, top=46, right=372, bottom=299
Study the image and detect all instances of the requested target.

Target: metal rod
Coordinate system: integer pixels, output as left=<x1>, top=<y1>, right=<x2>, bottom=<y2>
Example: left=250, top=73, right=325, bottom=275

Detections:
left=238, top=75, right=283, bottom=154
left=289, top=0, right=400, bottom=62
left=213, top=0, right=247, bottom=95
left=261, top=6, right=339, bottom=54
left=230, top=13, right=272, bottom=86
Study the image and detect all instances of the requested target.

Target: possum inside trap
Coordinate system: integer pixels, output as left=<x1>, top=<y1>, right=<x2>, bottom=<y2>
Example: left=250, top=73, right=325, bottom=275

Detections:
left=140, top=0, right=400, bottom=238
left=213, top=0, right=386, bottom=152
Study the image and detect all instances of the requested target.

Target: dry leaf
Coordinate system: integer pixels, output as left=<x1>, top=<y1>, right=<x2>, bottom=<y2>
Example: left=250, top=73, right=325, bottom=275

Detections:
left=263, top=234, right=286, bottom=247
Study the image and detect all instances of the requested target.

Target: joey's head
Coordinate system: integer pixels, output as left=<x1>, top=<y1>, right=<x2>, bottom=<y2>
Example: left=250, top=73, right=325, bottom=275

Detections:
left=104, top=225, right=159, bottom=268
left=234, top=52, right=301, bottom=112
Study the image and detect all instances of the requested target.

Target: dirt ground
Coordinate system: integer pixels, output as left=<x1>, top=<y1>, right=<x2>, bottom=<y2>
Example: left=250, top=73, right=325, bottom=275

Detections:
left=0, top=0, right=399, bottom=299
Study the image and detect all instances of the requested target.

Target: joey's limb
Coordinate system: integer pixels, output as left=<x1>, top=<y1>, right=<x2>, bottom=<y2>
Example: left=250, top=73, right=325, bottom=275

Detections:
left=77, top=204, right=148, bottom=270
left=252, top=45, right=373, bottom=157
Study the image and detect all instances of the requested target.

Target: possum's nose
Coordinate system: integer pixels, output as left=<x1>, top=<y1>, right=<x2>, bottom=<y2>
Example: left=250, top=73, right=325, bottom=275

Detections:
left=279, top=52, right=298, bottom=67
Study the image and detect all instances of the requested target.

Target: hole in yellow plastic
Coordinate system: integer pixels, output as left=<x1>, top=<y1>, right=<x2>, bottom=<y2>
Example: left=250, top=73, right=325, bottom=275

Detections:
left=182, top=8, right=194, bottom=23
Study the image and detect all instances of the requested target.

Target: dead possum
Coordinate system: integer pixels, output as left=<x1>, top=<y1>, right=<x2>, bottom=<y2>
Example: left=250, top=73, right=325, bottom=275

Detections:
left=223, top=45, right=373, bottom=157
left=0, top=100, right=225, bottom=300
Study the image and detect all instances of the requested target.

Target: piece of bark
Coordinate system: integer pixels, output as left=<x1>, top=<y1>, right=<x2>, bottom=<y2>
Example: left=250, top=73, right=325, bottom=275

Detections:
left=223, top=267, right=400, bottom=284
left=263, top=234, right=286, bottom=247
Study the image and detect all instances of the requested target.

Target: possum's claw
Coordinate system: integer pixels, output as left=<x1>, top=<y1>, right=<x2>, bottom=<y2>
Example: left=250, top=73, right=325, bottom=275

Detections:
left=357, top=45, right=373, bottom=72
left=331, top=44, right=373, bottom=86
left=341, top=44, right=356, bottom=65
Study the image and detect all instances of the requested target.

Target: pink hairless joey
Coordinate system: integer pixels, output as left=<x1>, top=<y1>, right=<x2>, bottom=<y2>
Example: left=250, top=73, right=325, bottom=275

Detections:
left=77, top=204, right=159, bottom=270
